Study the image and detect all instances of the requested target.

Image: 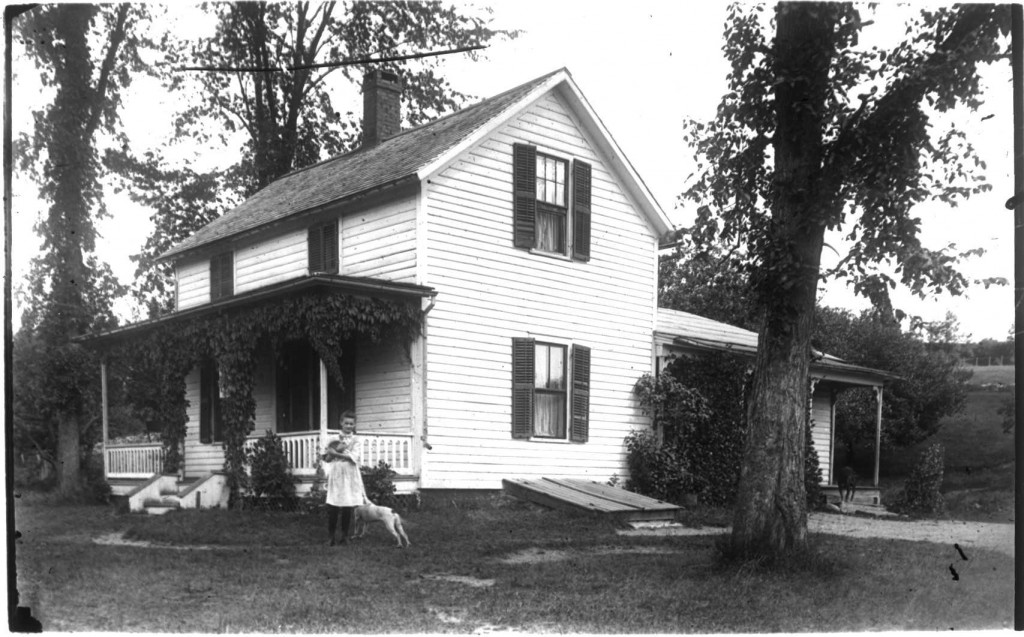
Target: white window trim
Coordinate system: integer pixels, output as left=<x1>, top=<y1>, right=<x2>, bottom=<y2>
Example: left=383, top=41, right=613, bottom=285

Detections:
left=532, top=147, right=576, bottom=258
left=527, top=333, right=575, bottom=443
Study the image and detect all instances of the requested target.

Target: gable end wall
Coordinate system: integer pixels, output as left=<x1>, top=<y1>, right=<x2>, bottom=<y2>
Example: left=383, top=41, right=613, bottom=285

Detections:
left=421, top=92, right=658, bottom=489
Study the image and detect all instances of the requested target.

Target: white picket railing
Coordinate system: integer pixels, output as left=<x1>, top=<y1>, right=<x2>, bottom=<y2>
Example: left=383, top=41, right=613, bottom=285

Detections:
left=106, top=432, right=415, bottom=480
left=245, top=431, right=415, bottom=476
left=106, top=443, right=166, bottom=479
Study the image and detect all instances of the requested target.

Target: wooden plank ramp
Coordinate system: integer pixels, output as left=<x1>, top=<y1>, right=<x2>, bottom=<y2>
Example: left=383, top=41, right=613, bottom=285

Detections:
left=502, top=477, right=681, bottom=522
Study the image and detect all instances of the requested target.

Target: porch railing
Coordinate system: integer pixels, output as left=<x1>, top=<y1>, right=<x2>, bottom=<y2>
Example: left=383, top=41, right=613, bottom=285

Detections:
left=106, top=443, right=166, bottom=479
left=105, top=432, right=414, bottom=480
left=245, top=431, right=415, bottom=476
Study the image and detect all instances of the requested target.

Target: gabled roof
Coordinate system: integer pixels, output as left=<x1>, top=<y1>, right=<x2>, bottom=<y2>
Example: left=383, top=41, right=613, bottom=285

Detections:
left=656, top=307, right=896, bottom=387
left=161, top=68, right=672, bottom=262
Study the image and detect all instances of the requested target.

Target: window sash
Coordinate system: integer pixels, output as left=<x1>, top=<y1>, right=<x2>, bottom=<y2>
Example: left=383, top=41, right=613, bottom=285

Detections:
left=533, top=343, right=567, bottom=438
left=536, top=204, right=566, bottom=254
left=535, top=154, right=567, bottom=207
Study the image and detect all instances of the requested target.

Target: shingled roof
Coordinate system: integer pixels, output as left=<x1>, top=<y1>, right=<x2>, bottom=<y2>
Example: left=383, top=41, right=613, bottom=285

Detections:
left=160, top=69, right=564, bottom=261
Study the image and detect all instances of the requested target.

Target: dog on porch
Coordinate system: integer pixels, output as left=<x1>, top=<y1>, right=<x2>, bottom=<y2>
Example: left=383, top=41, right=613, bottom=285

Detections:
left=838, top=466, right=858, bottom=504
left=352, top=501, right=411, bottom=548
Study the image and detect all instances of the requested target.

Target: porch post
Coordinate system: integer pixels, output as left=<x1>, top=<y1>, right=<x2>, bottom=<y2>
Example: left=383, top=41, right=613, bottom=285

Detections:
left=319, top=358, right=329, bottom=452
left=873, top=385, right=883, bottom=487
left=101, top=359, right=109, bottom=480
left=828, top=389, right=837, bottom=485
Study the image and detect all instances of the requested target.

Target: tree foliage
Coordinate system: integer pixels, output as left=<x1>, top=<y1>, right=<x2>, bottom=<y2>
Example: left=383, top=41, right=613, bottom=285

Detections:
left=13, top=4, right=148, bottom=496
left=813, top=307, right=970, bottom=459
left=116, top=1, right=515, bottom=316
left=659, top=233, right=759, bottom=331
left=684, top=3, right=1009, bottom=558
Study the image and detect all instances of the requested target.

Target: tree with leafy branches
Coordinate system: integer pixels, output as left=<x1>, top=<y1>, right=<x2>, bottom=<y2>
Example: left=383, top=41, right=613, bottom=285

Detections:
left=113, top=1, right=516, bottom=317
left=683, top=3, right=1009, bottom=558
left=13, top=4, right=151, bottom=497
left=813, top=306, right=970, bottom=463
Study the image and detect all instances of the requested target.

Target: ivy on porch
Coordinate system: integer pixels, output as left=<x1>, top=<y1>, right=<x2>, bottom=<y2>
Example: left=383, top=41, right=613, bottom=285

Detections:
left=92, top=287, right=426, bottom=506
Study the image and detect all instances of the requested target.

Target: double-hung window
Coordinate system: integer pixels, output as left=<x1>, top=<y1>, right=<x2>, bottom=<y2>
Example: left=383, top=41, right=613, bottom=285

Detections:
left=512, top=143, right=591, bottom=261
left=511, top=337, right=590, bottom=442
left=199, top=360, right=224, bottom=444
left=534, top=154, right=568, bottom=253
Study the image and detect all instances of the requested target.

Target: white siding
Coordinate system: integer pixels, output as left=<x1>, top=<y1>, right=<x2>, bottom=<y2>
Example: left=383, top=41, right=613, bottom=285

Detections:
left=235, top=228, right=308, bottom=294
left=176, top=259, right=209, bottom=310
left=811, top=389, right=833, bottom=484
left=182, top=367, right=224, bottom=477
left=421, top=92, right=657, bottom=489
left=355, top=341, right=413, bottom=434
left=341, top=196, right=417, bottom=282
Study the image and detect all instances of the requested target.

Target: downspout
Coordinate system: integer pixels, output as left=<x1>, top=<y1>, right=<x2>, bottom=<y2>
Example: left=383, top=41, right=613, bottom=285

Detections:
left=418, top=296, right=437, bottom=453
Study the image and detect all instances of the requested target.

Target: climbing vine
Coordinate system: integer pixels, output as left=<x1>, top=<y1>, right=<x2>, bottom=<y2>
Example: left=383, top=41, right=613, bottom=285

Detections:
left=101, top=289, right=424, bottom=505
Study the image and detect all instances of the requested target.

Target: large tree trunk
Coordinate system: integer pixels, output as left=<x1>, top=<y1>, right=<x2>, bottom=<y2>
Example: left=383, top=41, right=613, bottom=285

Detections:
left=57, top=412, right=83, bottom=498
left=729, top=3, right=836, bottom=558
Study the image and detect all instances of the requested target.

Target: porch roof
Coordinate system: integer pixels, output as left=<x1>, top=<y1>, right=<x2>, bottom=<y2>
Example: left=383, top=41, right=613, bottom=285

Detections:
left=78, top=274, right=436, bottom=346
left=656, top=307, right=897, bottom=388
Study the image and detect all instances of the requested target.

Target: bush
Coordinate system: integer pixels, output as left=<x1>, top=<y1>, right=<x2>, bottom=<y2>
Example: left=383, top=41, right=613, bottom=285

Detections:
left=804, top=419, right=825, bottom=511
left=623, top=430, right=689, bottom=504
left=887, top=443, right=946, bottom=516
left=362, top=461, right=397, bottom=507
left=247, top=431, right=298, bottom=505
left=83, top=457, right=111, bottom=504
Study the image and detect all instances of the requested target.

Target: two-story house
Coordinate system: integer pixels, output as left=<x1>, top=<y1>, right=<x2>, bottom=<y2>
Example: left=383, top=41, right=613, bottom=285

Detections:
left=90, top=68, right=891, bottom=512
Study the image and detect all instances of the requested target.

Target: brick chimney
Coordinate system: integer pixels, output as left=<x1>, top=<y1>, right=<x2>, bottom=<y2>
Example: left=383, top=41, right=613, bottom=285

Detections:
left=362, top=69, right=402, bottom=148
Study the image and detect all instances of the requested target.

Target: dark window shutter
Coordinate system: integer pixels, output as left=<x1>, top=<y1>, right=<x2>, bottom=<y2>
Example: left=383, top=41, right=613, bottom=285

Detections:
left=323, top=221, right=339, bottom=273
left=220, top=253, right=233, bottom=298
left=511, top=337, right=535, bottom=439
left=209, top=256, right=221, bottom=301
left=512, top=143, right=537, bottom=249
left=572, top=160, right=592, bottom=261
left=210, top=252, right=233, bottom=300
left=308, top=226, right=323, bottom=273
left=309, top=222, right=340, bottom=274
left=570, top=345, right=591, bottom=443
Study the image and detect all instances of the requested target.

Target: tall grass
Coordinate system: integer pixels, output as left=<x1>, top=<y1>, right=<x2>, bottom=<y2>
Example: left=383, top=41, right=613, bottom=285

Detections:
left=14, top=496, right=1012, bottom=633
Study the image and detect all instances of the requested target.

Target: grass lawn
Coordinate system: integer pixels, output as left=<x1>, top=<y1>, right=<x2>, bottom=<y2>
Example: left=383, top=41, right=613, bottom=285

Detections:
left=13, top=494, right=1012, bottom=633
left=876, top=387, right=1015, bottom=522
left=964, top=364, right=1015, bottom=387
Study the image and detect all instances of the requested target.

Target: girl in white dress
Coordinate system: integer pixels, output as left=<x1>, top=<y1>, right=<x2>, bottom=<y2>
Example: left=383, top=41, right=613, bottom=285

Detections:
left=323, top=411, right=366, bottom=545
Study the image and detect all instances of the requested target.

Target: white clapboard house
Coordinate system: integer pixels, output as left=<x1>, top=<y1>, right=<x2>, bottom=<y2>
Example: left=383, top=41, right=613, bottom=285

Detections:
left=89, top=68, right=891, bottom=512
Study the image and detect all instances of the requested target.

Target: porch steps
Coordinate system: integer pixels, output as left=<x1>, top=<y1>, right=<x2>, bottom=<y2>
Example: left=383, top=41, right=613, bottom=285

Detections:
left=822, top=486, right=882, bottom=506
left=502, top=477, right=682, bottom=522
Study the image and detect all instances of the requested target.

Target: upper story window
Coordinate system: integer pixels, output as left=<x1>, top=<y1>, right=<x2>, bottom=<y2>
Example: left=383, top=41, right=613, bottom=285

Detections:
left=512, top=143, right=591, bottom=261
left=535, top=154, right=568, bottom=253
left=209, top=251, right=233, bottom=301
left=308, top=221, right=339, bottom=274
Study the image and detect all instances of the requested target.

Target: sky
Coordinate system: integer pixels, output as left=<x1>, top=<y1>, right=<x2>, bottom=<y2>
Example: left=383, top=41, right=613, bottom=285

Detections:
left=8, top=2, right=1017, bottom=342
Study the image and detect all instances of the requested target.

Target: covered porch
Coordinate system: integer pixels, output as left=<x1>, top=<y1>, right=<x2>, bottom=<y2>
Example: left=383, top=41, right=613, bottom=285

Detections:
left=654, top=308, right=897, bottom=501
left=85, top=274, right=436, bottom=505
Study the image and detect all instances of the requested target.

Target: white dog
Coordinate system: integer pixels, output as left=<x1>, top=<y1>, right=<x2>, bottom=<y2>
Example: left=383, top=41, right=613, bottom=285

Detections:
left=352, top=501, right=410, bottom=548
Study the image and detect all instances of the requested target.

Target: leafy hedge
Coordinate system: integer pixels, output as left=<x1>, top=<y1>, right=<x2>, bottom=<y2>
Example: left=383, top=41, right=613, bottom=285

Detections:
left=633, top=353, right=824, bottom=509
left=887, top=443, right=947, bottom=516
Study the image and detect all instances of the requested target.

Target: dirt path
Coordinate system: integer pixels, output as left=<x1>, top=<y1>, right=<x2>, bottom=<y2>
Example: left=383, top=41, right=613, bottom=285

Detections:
left=622, top=513, right=1015, bottom=557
